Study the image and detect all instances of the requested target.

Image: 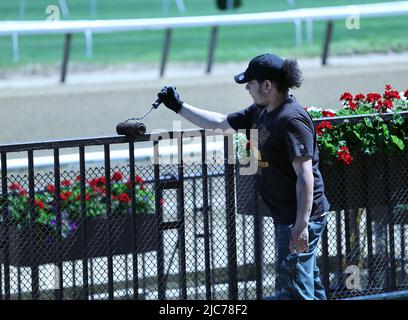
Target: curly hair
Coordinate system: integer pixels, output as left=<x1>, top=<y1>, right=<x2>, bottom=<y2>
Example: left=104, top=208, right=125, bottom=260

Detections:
left=258, top=59, right=303, bottom=94
left=277, top=59, right=303, bottom=93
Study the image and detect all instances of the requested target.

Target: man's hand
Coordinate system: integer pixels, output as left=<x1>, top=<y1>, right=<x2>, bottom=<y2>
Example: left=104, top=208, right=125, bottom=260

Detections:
left=289, top=224, right=309, bottom=254
left=157, top=86, right=184, bottom=113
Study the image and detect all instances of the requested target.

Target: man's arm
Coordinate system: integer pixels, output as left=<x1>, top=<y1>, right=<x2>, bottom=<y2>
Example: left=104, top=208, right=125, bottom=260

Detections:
left=158, top=86, right=232, bottom=130
left=289, top=156, right=314, bottom=254
left=179, top=103, right=232, bottom=130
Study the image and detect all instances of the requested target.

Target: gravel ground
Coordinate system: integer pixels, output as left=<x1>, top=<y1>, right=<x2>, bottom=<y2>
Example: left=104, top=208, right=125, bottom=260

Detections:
left=1, top=52, right=408, bottom=145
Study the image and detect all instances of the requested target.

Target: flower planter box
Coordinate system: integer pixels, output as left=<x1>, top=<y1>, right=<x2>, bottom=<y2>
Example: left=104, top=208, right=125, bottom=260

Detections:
left=235, top=148, right=408, bottom=217
left=321, top=149, right=408, bottom=212
left=0, top=214, right=157, bottom=267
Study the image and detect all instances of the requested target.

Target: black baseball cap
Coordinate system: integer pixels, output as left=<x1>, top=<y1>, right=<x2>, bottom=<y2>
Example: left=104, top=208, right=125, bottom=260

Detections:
left=234, top=53, right=285, bottom=84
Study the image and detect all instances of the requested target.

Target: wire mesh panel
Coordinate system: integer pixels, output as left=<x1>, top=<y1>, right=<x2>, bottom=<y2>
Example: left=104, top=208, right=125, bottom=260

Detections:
left=1, top=129, right=408, bottom=300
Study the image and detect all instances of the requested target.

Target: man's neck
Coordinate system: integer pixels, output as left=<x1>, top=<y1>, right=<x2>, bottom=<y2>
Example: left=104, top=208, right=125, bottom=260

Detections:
left=264, top=93, right=289, bottom=113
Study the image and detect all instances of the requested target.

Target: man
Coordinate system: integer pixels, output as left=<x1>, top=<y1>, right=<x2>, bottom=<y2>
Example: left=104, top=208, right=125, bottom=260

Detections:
left=157, top=53, right=330, bottom=300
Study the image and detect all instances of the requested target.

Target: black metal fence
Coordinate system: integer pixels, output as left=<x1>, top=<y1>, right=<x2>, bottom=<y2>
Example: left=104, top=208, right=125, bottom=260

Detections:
left=0, top=120, right=407, bottom=300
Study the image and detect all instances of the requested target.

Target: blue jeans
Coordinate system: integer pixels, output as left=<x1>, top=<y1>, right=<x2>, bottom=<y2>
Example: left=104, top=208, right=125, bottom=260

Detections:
left=273, top=215, right=328, bottom=300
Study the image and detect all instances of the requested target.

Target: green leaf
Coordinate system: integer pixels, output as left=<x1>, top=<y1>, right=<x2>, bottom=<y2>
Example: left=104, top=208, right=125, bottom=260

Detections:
left=364, top=117, right=373, bottom=128
left=353, top=130, right=361, bottom=141
left=382, top=124, right=390, bottom=138
left=393, top=113, right=405, bottom=126
left=391, top=135, right=405, bottom=150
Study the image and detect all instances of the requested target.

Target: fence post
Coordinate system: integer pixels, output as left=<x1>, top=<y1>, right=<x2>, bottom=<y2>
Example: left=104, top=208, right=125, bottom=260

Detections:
left=160, top=29, right=172, bottom=77
left=27, top=150, right=40, bottom=299
left=128, top=142, right=139, bottom=299
left=206, top=26, right=218, bottom=74
left=154, top=139, right=166, bottom=299
left=224, top=135, right=238, bottom=300
left=254, top=194, right=263, bottom=299
left=61, top=33, right=72, bottom=83
left=53, top=148, right=63, bottom=300
left=177, top=133, right=187, bottom=299
left=1, top=153, right=11, bottom=300
left=79, top=146, right=89, bottom=300
left=104, top=144, right=114, bottom=300
left=322, top=20, right=333, bottom=65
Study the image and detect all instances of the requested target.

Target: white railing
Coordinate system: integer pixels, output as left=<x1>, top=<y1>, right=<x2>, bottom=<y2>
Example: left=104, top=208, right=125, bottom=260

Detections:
left=2, top=2, right=408, bottom=35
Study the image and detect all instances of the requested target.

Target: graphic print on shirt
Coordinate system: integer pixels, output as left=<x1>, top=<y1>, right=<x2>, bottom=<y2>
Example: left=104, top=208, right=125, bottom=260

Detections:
left=251, top=121, right=270, bottom=170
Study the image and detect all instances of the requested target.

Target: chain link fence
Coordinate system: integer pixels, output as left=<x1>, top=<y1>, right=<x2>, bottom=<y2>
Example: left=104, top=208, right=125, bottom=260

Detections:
left=1, top=131, right=408, bottom=300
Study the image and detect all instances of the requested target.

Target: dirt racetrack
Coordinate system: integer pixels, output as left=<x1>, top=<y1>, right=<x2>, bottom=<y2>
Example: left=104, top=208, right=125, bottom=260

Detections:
left=1, top=52, right=408, bottom=145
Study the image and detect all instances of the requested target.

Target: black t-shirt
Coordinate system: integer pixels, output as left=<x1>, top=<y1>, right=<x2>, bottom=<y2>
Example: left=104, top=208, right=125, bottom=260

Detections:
left=227, top=96, right=330, bottom=224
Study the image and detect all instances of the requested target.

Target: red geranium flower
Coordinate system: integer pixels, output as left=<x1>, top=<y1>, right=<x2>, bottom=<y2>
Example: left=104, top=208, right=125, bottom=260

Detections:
left=384, top=89, right=400, bottom=100
left=354, top=93, right=365, bottom=101
left=404, top=89, right=408, bottom=98
left=47, top=185, right=55, bottom=193
left=374, top=99, right=384, bottom=111
left=140, top=185, right=146, bottom=191
left=337, top=147, right=353, bottom=166
left=349, top=101, right=357, bottom=111
left=135, top=175, right=144, bottom=184
left=315, top=121, right=333, bottom=136
left=61, top=179, right=72, bottom=187
left=340, top=92, right=353, bottom=101
left=118, top=193, right=131, bottom=203
left=89, top=177, right=106, bottom=191
left=385, top=84, right=392, bottom=91
left=34, top=199, right=45, bottom=209
left=159, top=199, right=165, bottom=207
left=9, top=182, right=27, bottom=195
left=75, top=193, right=91, bottom=201
left=384, top=99, right=393, bottom=109
left=60, top=193, right=68, bottom=201
left=65, top=191, right=73, bottom=198
left=366, top=93, right=382, bottom=103
left=321, top=110, right=336, bottom=118
left=89, top=178, right=99, bottom=188
left=112, top=171, right=124, bottom=182
left=10, top=182, right=24, bottom=191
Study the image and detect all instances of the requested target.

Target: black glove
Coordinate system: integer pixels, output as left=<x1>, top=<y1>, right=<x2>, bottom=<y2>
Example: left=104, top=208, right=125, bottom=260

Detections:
left=157, top=86, right=184, bottom=113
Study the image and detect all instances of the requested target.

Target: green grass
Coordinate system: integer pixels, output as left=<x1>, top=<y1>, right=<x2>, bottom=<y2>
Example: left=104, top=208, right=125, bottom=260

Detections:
left=0, top=0, right=408, bottom=68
